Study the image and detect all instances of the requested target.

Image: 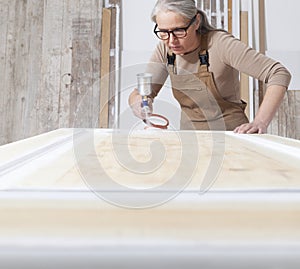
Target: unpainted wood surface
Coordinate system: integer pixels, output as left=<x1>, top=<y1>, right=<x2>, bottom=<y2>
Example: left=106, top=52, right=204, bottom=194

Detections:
left=240, top=10, right=250, bottom=119
left=227, top=0, right=232, bottom=33
left=267, top=90, right=300, bottom=140
left=0, top=0, right=103, bottom=145
left=1, top=129, right=300, bottom=191
left=0, top=194, right=300, bottom=244
left=99, top=8, right=111, bottom=128
left=0, top=129, right=300, bottom=247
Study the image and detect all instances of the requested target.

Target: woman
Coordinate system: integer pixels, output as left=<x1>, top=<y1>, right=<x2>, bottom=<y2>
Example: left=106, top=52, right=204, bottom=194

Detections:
left=128, top=0, right=291, bottom=133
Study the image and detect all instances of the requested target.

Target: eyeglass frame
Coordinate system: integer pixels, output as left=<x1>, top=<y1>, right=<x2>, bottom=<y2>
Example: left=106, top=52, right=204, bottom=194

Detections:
left=153, top=14, right=197, bottom=40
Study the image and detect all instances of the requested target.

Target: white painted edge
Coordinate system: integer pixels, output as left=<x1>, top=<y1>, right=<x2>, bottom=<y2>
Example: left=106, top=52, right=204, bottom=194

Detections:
left=227, top=132, right=300, bottom=162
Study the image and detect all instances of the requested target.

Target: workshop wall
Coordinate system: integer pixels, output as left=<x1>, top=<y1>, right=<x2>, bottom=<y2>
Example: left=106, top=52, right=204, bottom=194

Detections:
left=1, top=0, right=299, bottom=144
left=0, top=0, right=103, bottom=145
left=267, top=91, right=300, bottom=140
left=120, top=0, right=300, bottom=139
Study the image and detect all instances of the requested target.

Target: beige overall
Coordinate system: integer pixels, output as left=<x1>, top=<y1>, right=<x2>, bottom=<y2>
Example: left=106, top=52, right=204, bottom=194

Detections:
left=167, top=34, right=249, bottom=131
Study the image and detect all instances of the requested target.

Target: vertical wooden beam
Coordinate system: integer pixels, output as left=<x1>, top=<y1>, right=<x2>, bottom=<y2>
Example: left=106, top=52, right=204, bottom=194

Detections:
left=0, top=1, right=11, bottom=144
left=258, top=0, right=266, bottom=55
left=228, top=0, right=232, bottom=33
left=240, top=10, right=250, bottom=118
left=39, top=0, right=66, bottom=133
left=295, top=91, right=300, bottom=140
left=108, top=7, right=117, bottom=128
left=99, top=8, right=111, bottom=128
left=58, top=0, right=73, bottom=128
left=70, top=0, right=102, bottom=129
left=103, top=0, right=121, bottom=129
left=258, top=0, right=266, bottom=106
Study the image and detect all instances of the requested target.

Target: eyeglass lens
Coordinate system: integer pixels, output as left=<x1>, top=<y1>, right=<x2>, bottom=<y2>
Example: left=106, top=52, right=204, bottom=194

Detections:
left=157, top=29, right=186, bottom=39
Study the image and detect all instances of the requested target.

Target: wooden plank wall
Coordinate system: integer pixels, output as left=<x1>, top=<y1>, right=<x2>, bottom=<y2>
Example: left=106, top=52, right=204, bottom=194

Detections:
left=267, top=90, right=300, bottom=140
left=0, top=0, right=103, bottom=145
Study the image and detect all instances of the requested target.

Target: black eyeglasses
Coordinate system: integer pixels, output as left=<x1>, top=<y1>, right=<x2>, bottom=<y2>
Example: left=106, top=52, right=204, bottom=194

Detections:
left=154, top=15, right=197, bottom=40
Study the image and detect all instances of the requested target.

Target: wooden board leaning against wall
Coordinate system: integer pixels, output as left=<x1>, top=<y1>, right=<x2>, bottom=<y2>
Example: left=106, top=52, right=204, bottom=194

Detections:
left=267, top=90, right=300, bottom=140
left=0, top=0, right=103, bottom=145
left=99, top=0, right=121, bottom=129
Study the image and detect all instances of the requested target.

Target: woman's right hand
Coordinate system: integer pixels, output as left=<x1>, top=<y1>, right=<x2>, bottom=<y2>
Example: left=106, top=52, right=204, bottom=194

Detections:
left=128, top=89, right=153, bottom=119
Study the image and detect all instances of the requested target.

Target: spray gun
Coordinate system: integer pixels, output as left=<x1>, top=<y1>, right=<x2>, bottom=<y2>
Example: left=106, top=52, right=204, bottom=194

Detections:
left=137, top=73, right=152, bottom=123
left=136, top=73, right=169, bottom=129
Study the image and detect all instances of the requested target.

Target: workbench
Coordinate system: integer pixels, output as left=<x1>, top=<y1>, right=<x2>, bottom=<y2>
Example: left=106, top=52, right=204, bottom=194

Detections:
left=0, top=128, right=300, bottom=269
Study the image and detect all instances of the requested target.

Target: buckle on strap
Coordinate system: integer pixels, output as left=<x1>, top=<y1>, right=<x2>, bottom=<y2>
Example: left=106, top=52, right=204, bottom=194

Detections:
left=167, top=53, right=176, bottom=65
left=199, top=51, right=209, bottom=66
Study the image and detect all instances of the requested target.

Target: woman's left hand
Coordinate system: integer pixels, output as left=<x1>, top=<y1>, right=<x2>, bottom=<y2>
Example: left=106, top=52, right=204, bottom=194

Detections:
left=233, top=120, right=268, bottom=134
left=234, top=85, right=287, bottom=134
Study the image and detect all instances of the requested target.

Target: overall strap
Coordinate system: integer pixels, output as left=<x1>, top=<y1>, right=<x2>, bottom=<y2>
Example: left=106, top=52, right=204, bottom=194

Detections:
left=199, top=34, right=210, bottom=72
left=167, top=35, right=209, bottom=74
left=167, top=50, right=176, bottom=65
left=167, top=49, right=177, bottom=74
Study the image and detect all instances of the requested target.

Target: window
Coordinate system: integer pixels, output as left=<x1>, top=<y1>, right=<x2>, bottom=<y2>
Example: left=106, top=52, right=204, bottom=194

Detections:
left=197, top=0, right=229, bottom=31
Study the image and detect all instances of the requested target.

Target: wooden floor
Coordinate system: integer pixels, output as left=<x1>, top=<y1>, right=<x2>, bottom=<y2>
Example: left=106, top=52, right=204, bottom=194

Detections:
left=0, top=128, right=300, bottom=268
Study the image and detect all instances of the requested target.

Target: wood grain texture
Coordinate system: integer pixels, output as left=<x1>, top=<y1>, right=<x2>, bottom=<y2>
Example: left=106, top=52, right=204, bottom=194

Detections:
left=0, top=0, right=298, bottom=145
left=227, top=0, right=232, bottom=33
left=0, top=1, right=10, bottom=144
left=99, top=8, right=111, bottom=128
left=240, top=11, right=250, bottom=119
left=1, top=129, right=300, bottom=191
left=0, top=129, right=300, bottom=266
left=258, top=0, right=266, bottom=105
left=70, top=0, right=102, bottom=128
left=0, top=0, right=103, bottom=145
left=268, top=90, right=300, bottom=140
left=108, top=7, right=117, bottom=128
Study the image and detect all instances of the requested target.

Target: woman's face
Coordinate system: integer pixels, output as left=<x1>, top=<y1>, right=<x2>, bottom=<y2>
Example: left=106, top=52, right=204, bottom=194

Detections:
left=156, top=11, right=200, bottom=55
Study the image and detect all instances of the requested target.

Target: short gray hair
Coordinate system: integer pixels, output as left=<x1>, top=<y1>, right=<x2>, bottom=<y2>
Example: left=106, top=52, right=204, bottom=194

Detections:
left=151, top=0, right=198, bottom=22
left=151, top=0, right=215, bottom=34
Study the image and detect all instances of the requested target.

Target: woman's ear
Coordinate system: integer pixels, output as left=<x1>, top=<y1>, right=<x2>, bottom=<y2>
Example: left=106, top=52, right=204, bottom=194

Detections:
left=196, top=13, right=201, bottom=29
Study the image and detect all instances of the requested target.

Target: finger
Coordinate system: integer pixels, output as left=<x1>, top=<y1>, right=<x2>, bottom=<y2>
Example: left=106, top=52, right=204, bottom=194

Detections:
left=132, top=105, right=143, bottom=119
left=257, top=126, right=266, bottom=134
left=246, top=126, right=259, bottom=134
left=237, top=124, right=251, bottom=134
left=233, top=124, right=246, bottom=133
left=233, top=127, right=239, bottom=133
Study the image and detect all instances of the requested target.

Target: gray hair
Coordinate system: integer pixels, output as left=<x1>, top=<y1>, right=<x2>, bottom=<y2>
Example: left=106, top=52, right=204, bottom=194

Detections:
left=151, top=0, right=216, bottom=34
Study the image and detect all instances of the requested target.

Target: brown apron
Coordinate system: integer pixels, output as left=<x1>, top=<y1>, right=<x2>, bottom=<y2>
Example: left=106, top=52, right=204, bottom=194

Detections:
left=167, top=35, right=249, bottom=131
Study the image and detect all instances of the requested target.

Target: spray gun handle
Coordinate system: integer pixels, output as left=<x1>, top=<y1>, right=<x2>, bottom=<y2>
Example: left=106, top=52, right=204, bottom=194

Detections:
left=142, top=95, right=149, bottom=108
left=137, top=73, right=152, bottom=118
left=141, top=95, right=152, bottom=117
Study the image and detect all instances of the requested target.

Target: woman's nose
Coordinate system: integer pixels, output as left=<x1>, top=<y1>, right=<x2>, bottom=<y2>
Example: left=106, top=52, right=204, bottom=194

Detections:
left=169, top=32, right=178, bottom=43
